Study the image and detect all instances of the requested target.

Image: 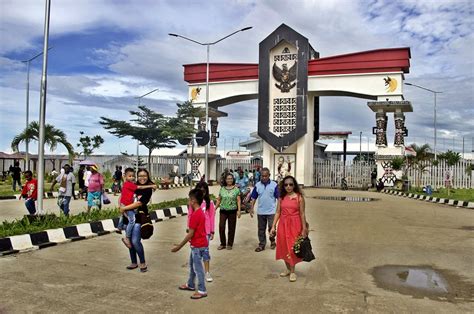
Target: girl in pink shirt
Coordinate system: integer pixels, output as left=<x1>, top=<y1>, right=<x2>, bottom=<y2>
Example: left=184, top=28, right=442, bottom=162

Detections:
left=188, top=181, right=216, bottom=282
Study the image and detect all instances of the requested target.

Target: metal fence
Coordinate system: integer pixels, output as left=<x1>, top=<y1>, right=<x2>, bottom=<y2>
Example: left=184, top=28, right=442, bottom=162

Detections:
left=147, top=156, right=187, bottom=178
left=406, top=159, right=473, bottom=188
left=314, top=159, right=375, bottom=188
left=216, top=158, right=263, bottom=178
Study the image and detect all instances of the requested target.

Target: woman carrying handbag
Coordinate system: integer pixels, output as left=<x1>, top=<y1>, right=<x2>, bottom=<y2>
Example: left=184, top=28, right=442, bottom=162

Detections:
left=270, top=175, right=308, bottom=282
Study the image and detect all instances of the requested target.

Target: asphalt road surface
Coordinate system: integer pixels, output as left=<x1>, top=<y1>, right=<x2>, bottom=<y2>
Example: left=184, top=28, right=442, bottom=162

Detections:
left=0, top=188, right=472, bottom=313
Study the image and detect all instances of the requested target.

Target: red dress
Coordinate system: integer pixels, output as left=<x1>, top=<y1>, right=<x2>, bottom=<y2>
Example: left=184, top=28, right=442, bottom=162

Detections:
left=275, top=194, right=303, bottom=266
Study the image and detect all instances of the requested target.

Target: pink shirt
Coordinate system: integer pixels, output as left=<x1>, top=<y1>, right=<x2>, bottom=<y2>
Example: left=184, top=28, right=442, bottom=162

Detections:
left=188, top=200, right=215, bottom=236
left=87, top=173, right=104, bottom=192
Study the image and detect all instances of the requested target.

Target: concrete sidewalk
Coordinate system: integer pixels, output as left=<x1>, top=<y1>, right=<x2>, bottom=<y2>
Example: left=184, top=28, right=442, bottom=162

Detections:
left=0, top=188, right=472, bottom=312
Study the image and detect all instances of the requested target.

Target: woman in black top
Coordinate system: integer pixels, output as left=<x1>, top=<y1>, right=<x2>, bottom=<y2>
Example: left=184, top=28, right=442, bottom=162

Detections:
left=119, top=168, right=154, bottom=272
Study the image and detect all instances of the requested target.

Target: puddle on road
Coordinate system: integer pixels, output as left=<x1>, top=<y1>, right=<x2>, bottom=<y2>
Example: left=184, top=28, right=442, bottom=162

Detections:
left=371, top=265, right=474, bottom=302
left=311, top=196, right=377, bottom=202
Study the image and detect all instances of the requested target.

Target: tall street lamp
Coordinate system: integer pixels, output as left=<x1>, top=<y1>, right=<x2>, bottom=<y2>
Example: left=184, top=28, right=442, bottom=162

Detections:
left=22, top=46, right=53, bottom=170
left=169, top=26, right=253, bottom=181
left=134, top=88, right=159, bottom=169
left=37, top=0, right=52, bottom=215
left=405, top=82, right=442, bottom=159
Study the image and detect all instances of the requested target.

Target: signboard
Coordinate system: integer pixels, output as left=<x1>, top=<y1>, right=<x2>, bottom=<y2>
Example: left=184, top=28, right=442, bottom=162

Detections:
left=258, top=24, right=317, bottom=151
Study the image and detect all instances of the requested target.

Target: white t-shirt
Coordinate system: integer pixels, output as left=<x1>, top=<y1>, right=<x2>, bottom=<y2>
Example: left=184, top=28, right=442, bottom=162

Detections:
left=84, top=171, right=92, bottom=187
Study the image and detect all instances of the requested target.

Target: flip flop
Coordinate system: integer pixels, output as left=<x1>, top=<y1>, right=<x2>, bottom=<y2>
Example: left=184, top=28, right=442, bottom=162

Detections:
left=190, top=292, right=208, bottom=299
left=126, top=264, right=138, bottom=270
left=255, top=246, right=264, bottom=252
left=179, top=284, right=195, bottom=291
left=139, top=266, right=148, bottom=273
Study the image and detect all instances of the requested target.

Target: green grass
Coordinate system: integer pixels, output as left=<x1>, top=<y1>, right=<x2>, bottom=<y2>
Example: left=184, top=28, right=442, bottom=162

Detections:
left=409, top=188, right=474, bottom=202
left=0, top=198, right=188, bottom=238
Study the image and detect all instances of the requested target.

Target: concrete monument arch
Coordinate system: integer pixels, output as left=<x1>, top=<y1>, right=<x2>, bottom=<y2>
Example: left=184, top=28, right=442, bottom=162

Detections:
left=182, top=24, right=412, bottom=186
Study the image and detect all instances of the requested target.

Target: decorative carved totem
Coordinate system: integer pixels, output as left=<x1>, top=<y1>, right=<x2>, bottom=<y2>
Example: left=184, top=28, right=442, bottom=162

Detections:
left=210, top=118, right=219, bottom=147
left=394, top=112, right=408, bottom=146
left=372, top=112, right=388, bottom=147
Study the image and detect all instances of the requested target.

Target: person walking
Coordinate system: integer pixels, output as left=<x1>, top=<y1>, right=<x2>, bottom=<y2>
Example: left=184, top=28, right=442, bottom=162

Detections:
left=113, top=165, right=123, bottom=195
left=270, top=175, right=308, bottom=282
left=19, top=170, right=38, bottom=215
left=119, top=168, right=155, bottom=273
left=249, top=167, right=278, bottom=252
left=50, top=164, right=76, bottom=216
left=10, top=161, right=22, bottom=191
left=87, top=165, right=104, bottom=212
left=78, top=165, right=86, bottom=199
left=215, top=173, right=241, bottom=250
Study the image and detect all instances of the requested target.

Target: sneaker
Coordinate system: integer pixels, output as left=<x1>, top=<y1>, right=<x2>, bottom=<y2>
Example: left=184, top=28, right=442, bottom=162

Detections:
left=280, top=270, right=291, bottom=277
left=206, top=272, right=213, bottom=282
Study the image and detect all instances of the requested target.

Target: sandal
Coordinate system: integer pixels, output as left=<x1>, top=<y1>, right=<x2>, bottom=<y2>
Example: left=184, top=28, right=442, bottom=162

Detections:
left=289, top=273, right=297, bottom=282
left=190, top=292, right=208, bottom=299
left=179, top=284, right=195, bottom=291
left=280, top=270, right=291, bottom=277
left=217, top=245, right=226, bottom=250
left=139, top=264, right=148, bottom=273
left=126, top=264, right=138, bottom=270
left=255, top=246, right=264, bottom=252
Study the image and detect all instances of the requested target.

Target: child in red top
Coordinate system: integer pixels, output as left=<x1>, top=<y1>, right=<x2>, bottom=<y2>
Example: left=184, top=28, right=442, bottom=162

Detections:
left=172, top=188, right=208, bottom=299
left=187, top=180, right=216, bottom=282
left=20, top=170, right=38, bottom=215
left=118, top=168, right=156, bottom=248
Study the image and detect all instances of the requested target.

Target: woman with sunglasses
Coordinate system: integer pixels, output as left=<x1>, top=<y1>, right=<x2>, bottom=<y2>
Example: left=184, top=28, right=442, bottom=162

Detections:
left=270, top=175, right=308, bottom=282
left=215, top=173, right=241, bottom=250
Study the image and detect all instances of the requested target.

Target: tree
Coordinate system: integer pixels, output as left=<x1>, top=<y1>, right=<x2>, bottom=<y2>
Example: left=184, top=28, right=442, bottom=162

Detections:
left=11, top=121, right=75, bottom=162
left=77, top=131, right=104, bottom=158
left=438, top=150, right=461, bottom=196
left=100, top=105, right=176, bottom=173
left=121, top=151, right=146, bottom=168
left=166, top=100, right=205, bottom=143
left=405, top=143, right=433, bottom=187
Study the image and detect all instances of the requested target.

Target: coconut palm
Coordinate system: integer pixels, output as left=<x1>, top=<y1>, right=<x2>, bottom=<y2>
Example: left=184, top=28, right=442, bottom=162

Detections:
left=11, top=121, right=75, bottom=161
left=406, top=143, right=433, bottom=187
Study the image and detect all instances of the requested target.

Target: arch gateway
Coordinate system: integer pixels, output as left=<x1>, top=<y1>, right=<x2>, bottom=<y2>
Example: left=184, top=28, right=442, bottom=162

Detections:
left=182, top=24, right=412, bottom=187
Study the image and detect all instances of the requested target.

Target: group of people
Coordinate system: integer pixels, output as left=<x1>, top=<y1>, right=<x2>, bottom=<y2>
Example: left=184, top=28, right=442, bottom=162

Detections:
left=18, top=163, right=106, bottom=216
left=167, top=167, right=309, bottom=299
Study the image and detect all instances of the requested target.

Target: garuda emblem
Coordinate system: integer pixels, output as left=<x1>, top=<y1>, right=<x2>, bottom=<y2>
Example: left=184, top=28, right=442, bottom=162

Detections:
left=272, top=62, right=297, bottom=93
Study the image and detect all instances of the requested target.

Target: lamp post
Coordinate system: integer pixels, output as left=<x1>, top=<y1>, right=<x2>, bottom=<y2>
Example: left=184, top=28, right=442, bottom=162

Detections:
left=37, top=0, right=52, bottom=215
left=22, top=47, right=53, bottom=171
left=134, top=88, right=159, bottom=169
left=405, top=82, right=442, bottom=159
left=169, top=26, right=253, bottom=182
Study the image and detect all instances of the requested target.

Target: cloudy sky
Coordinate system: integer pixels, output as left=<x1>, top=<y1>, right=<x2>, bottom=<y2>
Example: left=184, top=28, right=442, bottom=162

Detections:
left=1, top=0, right=473, bottom=156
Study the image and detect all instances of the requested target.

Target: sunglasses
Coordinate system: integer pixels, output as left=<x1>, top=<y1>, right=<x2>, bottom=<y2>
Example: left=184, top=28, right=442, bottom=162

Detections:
left=284, top=183, right=294, bottom=187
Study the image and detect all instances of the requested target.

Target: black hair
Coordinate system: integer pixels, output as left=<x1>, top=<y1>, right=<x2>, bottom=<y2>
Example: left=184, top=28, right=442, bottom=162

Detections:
left=124, top=167, right=135, bottom=175
left=24, top=170, right=33, bottom=176
left=136, top=168, right=154, bottom=185
left=195, top=181, right=210, bottom=210
left=278, top=175, right=303, bottom=199
left=225, top=173, right=236, bottom=186
left=189, top=188, right=204, bottom=205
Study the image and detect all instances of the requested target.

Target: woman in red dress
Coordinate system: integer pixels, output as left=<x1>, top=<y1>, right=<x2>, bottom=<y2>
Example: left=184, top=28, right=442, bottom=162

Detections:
left=270, top=175, right=308, bottom=282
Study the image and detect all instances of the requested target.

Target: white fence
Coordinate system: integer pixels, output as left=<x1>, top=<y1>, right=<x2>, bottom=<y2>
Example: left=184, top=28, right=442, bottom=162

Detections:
left=406, top=159, right=473, bottom=188
left=314, top=159, right=375, bottom=188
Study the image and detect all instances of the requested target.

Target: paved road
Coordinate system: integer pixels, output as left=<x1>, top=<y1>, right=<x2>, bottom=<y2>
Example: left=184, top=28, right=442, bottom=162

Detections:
left=0, top=186, right=221, bottom=222
left=0, top=189, right=472, bottom=312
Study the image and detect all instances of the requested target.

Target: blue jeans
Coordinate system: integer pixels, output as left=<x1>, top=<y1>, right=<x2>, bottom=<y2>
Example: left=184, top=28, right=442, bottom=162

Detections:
left=25, top=198, right=36, bottom=215
left=187, top=247, right=207, bottom=294
left=59, top=196, right=71, bottom=216
left=129, top=223, right=145, bottom=265
left=117, top=210, right=136, bottom=238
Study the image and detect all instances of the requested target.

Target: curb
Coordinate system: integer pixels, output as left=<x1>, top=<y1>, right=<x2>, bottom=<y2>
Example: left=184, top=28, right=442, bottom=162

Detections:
left=157, top=183, right=190, bottom=190
left=381, top=189, right=474, bottom=209
left=0, top=205, right=188, bottom=257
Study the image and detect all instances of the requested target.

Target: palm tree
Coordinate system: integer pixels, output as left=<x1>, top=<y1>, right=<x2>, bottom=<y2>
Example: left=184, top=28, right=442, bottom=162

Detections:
left=11, top=121, right=75, bottom=162
left=438, top=150, right=461, bottom=196
left=406, top=143, right=433, bottom=187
